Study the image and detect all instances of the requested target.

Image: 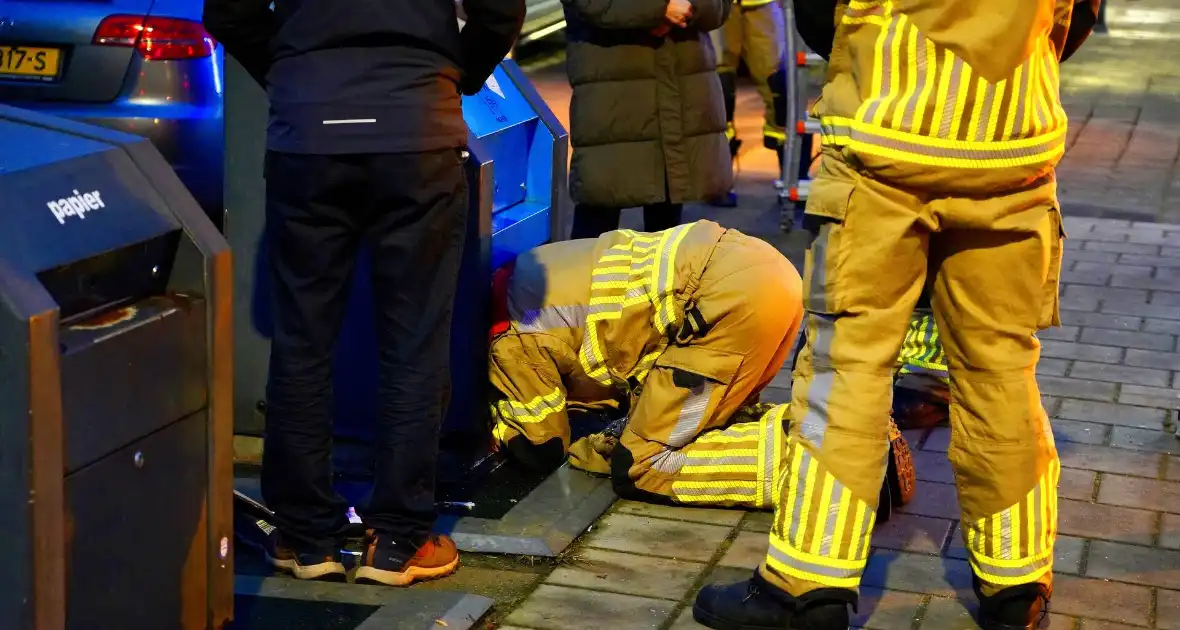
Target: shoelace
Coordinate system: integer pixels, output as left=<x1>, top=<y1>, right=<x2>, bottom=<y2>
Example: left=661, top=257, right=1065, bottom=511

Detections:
left=742, top=581, right=761, bottom=603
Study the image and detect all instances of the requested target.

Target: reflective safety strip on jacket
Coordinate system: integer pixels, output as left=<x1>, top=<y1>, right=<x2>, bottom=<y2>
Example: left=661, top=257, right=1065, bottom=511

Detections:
left=494, top=387, right=566, bottom=425
left=763, top=123, right=787, bottom=147
left=764, top=438, right=876, bottom=589
left=897, top=312, right=948, bottom=381
left=725, top=121, right=737, bottom=141
left=962, top=460, right=1060, bottom=585
left=822, top=1, right=1068, bottom=169
left=579, top=225, right=694, bottom=386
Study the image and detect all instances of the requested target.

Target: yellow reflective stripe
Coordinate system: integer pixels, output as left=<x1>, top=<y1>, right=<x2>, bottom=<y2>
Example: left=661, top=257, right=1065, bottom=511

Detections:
left=966, top=80, right=987, bottom=142
left=1004, top=63, right=1024, bottom=141
left=891, top=21, right=920, bottom=130
left=948, top=57, right=972, bottom=140
left=985, top=78, right=1006, bottom=141
left=964, top=460, right=1059, bottom=585
left=495, top=387, right=566, bottom=424
left=765, top=536, right=865, bottom=589
left=762, top=124, right=787, bottom=141
left=809, top=474, right=837, bottom=555
left=910, top=36, right=936, bottom=134
left=794, top=455, right=819, bottom=547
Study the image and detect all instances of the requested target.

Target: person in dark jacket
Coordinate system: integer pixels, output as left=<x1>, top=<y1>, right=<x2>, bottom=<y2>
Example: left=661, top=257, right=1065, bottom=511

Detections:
left=563, top=0, right=735, bottom=239
left=203, top=0, right=525, bottom=586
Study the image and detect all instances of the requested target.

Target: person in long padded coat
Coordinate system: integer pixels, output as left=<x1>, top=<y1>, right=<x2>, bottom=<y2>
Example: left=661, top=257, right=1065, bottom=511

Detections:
left=562, top=0, right=735, bottom=239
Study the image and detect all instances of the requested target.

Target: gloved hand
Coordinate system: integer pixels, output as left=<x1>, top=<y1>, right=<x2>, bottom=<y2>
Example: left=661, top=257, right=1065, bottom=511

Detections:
left=568, top=432, right=618, bottom=475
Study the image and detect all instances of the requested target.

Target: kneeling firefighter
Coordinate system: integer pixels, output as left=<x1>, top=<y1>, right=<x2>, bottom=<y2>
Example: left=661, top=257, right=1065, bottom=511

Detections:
left=488, top=220, right=915, bottom=515
left=692, top=1, right=1102, bottom=629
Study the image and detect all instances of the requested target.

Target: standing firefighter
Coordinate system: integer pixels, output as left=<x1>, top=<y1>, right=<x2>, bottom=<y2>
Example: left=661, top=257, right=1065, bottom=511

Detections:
left=710, top=0, right=788, bottom=207
left=487, top=221, right=916, bottom=513
left=693, top=1, right=1103, bottom=629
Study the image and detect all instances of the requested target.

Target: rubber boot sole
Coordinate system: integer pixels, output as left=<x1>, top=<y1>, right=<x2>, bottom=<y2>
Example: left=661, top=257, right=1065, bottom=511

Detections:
left=691, top=604, right=786, bottom=630
left=354, top=556, right=460, bottom=587
left=266, top=553, right=348, bottom=582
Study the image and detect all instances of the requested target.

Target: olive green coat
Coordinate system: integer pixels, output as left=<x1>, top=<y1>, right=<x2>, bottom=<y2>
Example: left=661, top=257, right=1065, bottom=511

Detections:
left=562, top=0, right=735, bottom=208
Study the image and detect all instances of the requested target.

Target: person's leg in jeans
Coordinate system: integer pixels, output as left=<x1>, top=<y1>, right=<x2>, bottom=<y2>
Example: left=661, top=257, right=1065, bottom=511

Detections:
left=260, top=151, right=363, bottom=581
left=570, top=204, right=622, bottom=239
left=643, top=202, right=683, bottom=232
left=354, top=149, right=468, bottom=586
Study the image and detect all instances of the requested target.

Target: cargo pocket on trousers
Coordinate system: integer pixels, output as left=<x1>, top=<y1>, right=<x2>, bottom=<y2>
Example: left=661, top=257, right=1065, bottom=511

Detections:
left=801, top=178, right=856, bottom=315
left=636, top=345, right=746, bottom=447
left=1038, top=206, right=1066, bottom=330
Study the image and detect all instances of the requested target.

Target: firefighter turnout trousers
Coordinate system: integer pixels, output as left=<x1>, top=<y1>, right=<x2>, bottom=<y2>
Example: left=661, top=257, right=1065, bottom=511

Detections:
left=488, top=222, right=805, bottom=509
left=758, top=0, right=1073, bottom=599
left=712, top=0, right=787, bottom=151
left=896, top=309, right=950, bottom=404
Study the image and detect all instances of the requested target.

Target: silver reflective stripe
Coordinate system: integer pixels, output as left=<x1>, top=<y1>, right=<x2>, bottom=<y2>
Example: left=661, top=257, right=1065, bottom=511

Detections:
left=800, top=313, right=837, bottom=448
left=844, top=127, right=1060, bottom=161
left=515, top=304, right=590, bottom=333
left=591, top=273, right=630, bottom=284
left=652, top=449, right=688, bottom=474
left=939, top=55, right=964, bottom=138
left=624, top=287, right=647, bottom=301
left=787, top=450, right=814, bottom=544
left=503, top=392, right=564, bottom=421
left=900, top=31, right=930, bottom=131
left=686, top=455, right=758, bottom=467
left=761, top=411, right=779, bottom=507
left=1000, top=510, right=1013, bottom=560
left=675, top=484, right=758, bottom=497
left=818, top=483, right=844, bottom=557
left=807, top=226, right=833, bottom=311
left=668, top=381, right=715, bottom=447
left=767, top=541, right=864, bottom=580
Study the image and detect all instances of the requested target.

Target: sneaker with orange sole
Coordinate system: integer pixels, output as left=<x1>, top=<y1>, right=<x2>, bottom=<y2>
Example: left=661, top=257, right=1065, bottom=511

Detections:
left=354, top=531, right=459, bottom=586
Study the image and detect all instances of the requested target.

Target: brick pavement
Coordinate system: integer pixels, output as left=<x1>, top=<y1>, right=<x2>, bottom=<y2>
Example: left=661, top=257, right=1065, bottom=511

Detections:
left=491, top=7, right=1180, bottom=628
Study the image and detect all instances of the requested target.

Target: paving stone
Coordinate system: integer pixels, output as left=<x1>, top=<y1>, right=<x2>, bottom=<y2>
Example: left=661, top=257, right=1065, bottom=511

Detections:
left=923, top=427, right=950, bottom=452
left=613, top=501, right=746, bottom=527
left=870, top=513, right=953, bottom=555
left=1041, top=326, right=1083, bottom=342
left=861, top=550, right=973, bottom=599
left=504, top=584, right=676, bottom=630
left=852, top=588, right=924, bottom=630
left=900, top=481, right=960, bottom=520
left=1097, top=473, right=1180, bottom=513
left=1058, top=499, right=1158, bottom=546
left=760, top=386, right=792, bottom=405
left=584, top=514, right=734, bottom=563
left=1102, top=299, right=1180, bottom=321
left=1064, top=249, right=1121, bottom=264
left=1060, top=311, right=1143, bottom=330
left=1119, top=384, right=1180, bottom=409
left=1159, top=588, right=1180, bottom=630
left=1120, top=253, right=1180, bottom=268
left=1075, top=261, right=1155, bottom=278
left=1051, top=574, right=1153, bottom=627
left=1080, top=241, right=1161, bottom=256
left=1058, top=443, right=1163, bottom=478
left=1037, top=358, right=1073, bottom=377
left=1059, top=468, right=1099, bottom=501
left=1069, top=361, right=1172, bottom=387
left=1124, top=348, right=1180, bottom=371
left=667, top=608, right=707, bottom=630
left=741, top=511, right=773, bottom=533
left=1145, top=318, right=1180, bottom=336
left=1078, top=621, right=1153, bottom=630
left=1170, top=457, right=1180, bottom=482
left=1080, top=328, right=1177, bottom=351
left=1057, top=399, right=1168, bottom=429
left=1037, top=376, right=1118, bottom=402
left=1163, top=512, right=1180, bottom=550
left=545, top=548, right=706, bottom=601
left=1040, top=340, right=1124, bottom=364
left=1110, top=426, right=1180, bottom=455
left=1086, top=540, right=1180, bottom=591
left=946, top=525, right=1085, bottom=575
left=716, top=531, right=769, bottom=570
left=913, top=450, right=955, bottom=484
left=1051, top=418, right=1111, bottom=445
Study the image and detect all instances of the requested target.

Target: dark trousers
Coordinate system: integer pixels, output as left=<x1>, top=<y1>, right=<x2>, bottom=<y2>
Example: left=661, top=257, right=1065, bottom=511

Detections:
left=260, top=149, right=468, bottom=551
left=569, top=202, right=684, bottom=239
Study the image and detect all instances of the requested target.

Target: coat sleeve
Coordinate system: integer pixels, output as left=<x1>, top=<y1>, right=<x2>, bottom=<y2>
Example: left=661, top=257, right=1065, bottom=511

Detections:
left=793, top=0, right=840, bottom=61
left=203, top=0, right=277, bottom=88
left=688, top=0, right=732, bottom=34
left=562, top=0, right=670, bottom=30
left=460, top=0, right=527, bottom=95
left=1060, top=0, right=1101, bottom=63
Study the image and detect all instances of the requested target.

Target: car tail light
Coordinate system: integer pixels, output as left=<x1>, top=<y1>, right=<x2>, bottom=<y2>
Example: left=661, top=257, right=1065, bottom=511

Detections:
left=93, top=15, right=216, bottom=61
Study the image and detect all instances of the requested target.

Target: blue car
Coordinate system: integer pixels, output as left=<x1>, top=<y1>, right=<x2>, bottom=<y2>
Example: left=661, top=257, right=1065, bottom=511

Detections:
left=0, top=0, right=225, bottom=226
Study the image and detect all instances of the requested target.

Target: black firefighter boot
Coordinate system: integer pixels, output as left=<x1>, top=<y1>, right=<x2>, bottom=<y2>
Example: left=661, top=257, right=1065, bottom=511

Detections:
left=693, top=570, right=856, bottom=630
left=975, top=576, right=1051, bottom=630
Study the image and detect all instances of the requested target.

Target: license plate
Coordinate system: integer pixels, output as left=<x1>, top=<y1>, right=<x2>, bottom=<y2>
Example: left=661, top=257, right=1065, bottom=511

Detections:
left=0, top=45, right=63, bottom=81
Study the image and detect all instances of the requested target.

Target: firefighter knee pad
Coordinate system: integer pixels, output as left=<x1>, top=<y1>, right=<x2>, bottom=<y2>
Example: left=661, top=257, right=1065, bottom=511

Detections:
left=504, top=435, right=565, bottom=473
